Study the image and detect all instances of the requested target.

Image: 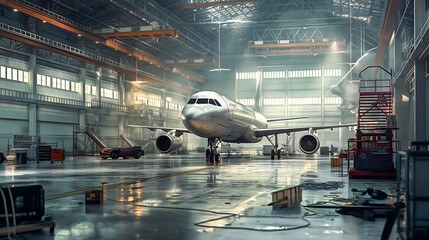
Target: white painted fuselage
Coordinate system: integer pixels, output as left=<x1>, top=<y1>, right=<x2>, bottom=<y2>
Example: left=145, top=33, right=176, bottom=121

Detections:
left=181, top=91, right=267, bottom=143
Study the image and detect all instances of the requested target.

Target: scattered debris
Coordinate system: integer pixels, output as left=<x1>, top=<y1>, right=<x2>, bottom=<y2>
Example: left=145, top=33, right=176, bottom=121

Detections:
left=351, top=188, right=388, bottom=200
left=300, top=171, right=319, bottom=178
left=300, top=180, right=345, bottom=190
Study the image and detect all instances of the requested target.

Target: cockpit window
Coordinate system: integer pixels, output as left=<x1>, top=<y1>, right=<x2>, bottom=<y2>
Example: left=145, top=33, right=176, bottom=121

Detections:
left=188, top=98, right=196, bottom=104
left=214, top=99, right=222, bottom=107
left=209, top=99, right=216, bottom=106
left=196, top=98, right=208, bottom=104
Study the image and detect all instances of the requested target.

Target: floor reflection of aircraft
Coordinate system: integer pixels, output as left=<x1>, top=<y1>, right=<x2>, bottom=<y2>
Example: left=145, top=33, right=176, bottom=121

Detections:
left=207, top=168, right=219, bottom=187
left=129, top=91, right=355, bottom=164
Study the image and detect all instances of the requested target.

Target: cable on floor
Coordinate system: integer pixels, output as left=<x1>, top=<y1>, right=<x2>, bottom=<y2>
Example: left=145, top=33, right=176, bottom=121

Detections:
left=108, top=198, right=317, bottom=232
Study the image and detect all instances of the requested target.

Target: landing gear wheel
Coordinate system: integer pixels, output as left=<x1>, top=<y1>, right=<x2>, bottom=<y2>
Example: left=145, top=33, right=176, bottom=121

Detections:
left=101, top=157, right=108, bottom=160
left=110, top=152, right=119, bottom=159
left=209, top=152, right=214, bottom=164
left=215, top=153, right=220, bottom=163
left=270, top=149, right=275, bottom=160
left=133, top=151, right=141, bottom=159
left=277, top=150, right=281, bottom=160
left=206, top=149, right=211, bottom=160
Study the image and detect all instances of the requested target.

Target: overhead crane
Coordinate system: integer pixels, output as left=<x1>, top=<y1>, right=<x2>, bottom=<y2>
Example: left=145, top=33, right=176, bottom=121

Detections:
left=249, top=40, right=346, bottom=49
left=250, top=40, right=346, bottom=55
left=102, top=29, right=179, bottom=39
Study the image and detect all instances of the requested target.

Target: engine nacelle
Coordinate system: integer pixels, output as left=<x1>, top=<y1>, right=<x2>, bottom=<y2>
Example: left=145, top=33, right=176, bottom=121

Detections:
left=155, top=134, right=183, bottom=153
left=299, top=134, right=320, bottom=154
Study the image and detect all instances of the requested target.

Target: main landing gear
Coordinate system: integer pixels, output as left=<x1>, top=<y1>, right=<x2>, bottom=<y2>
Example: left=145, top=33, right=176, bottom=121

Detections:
left=266, top=134, right=282, bottom=160
left=206, top=138, right=221, bottom=164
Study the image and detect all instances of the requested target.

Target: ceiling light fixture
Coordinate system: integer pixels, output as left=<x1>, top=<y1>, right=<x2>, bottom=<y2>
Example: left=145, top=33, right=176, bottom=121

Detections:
left=127, top=80, right=147, bottom=84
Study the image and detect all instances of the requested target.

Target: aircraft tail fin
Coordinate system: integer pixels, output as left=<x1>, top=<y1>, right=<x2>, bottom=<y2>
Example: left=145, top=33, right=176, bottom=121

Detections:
left=253, top=71, right=262, bottom=112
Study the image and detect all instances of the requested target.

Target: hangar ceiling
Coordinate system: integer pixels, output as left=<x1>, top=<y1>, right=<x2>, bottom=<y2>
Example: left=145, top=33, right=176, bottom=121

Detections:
left=13, top=0, right=387, bottom=74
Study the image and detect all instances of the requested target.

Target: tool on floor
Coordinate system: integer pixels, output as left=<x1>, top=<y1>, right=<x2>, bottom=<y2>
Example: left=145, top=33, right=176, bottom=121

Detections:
left=85, top=182, right=108, bottom=204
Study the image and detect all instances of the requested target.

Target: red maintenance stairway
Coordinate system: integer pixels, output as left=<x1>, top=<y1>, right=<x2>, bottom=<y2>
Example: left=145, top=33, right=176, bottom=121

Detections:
left=347, top=66, right=400, bottom=178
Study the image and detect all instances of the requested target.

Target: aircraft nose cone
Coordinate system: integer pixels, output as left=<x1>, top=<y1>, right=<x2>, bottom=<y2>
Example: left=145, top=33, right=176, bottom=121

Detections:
left=182, top=106, right=207, bottom=133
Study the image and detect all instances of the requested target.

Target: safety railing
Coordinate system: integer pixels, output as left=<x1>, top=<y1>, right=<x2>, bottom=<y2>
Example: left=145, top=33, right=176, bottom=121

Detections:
left=0, top=87, right=84, bottom=107
left=359, top=79, right=392, bottom=94
left=0, top=87, right=134, bottom=112
left=90, top=100, right=131, bottom=112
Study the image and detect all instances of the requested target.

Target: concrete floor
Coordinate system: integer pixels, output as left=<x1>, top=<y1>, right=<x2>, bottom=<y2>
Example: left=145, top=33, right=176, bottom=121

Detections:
left=0, top=153, right=397, bottom=239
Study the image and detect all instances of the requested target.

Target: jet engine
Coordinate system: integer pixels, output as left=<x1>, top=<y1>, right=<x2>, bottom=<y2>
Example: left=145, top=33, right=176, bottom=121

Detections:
left=299, top=134, right=320, bottom=154
left=155, top=134, right=183, bottom=153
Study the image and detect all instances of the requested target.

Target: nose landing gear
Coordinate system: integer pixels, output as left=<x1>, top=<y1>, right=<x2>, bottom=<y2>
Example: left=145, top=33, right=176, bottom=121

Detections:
left=206, top=138, right=221, bottom=164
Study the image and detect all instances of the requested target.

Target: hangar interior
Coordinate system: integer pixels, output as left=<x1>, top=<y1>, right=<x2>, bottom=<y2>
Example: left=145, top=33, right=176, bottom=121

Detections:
left=0, top=0, right=427, bottom=239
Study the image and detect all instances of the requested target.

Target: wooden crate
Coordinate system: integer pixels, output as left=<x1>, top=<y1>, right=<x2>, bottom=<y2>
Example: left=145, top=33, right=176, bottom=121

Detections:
left=331, top=157, right=343, bottom=166
left=268, top=185, right=302, bottom=208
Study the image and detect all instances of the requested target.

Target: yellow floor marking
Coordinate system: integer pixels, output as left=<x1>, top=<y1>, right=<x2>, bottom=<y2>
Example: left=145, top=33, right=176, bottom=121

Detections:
left=46, top=159, right=251, bottom=201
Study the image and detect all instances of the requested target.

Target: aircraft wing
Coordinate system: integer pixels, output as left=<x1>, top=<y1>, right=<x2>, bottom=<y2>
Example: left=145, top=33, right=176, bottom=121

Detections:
left=254, top=123, right=356, bottom=137
left=267, top=116, right=309, bottom=122
left=128, top=125, right=191, bottom=136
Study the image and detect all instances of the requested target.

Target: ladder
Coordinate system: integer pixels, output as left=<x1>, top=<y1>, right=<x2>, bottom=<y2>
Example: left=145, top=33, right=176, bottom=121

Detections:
left=357, top=66, right=392, bottom=130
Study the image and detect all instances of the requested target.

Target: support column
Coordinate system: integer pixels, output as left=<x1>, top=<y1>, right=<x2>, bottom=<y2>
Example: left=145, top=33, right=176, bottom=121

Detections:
left=118, top=116, right=124, bottom=136
left=284, top=67, right=288, bottom=118
left=96, top=67, right=102, bottom=104
left=28, top=51, right=37, bottom=94
left=79, top=65, right=86, bottom=104
left=29, top=104, right=37, bottom=136
left=79, top=110, right=86, bottom=130
left=414, top=59, right=426, bottom=141
left=394, top=80, right=410, bottom=149
left=161, top=89, right=166, bottom=127
left=118, top=73, right=125, bottom=106
left=321, top=66, right=325, bottom=124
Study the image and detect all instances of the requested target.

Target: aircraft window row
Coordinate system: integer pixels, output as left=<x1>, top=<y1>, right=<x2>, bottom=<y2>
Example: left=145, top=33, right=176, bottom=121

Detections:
left=188, top=98, right=222, bottom=106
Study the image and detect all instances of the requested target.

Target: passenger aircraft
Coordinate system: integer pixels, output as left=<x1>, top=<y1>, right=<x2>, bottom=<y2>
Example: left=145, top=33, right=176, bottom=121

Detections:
left=129, top=91, right=356, bottom=163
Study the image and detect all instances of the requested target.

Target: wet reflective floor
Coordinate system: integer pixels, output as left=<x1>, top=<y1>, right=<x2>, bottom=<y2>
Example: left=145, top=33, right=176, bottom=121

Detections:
left=0, top=153, right=397, bottom=239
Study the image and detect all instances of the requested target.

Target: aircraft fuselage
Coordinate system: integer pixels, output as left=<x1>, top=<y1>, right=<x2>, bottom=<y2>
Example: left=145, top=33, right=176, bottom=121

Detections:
left=182, top=91, right=267, bottom=143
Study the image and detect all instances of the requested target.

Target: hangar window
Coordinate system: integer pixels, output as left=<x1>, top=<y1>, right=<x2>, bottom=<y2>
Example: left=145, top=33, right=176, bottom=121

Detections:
left=85, top=84, right=91, bottom=94
left=0, top=66, right=5, bottom=79
left=23, top=71, right=28, bottom=83
left=263, top=71, right=285, bottom=79
left=71, top=82, right=80, bottom=93
left=17, top=70, right=23, bottom=82
left=12, top=69, right=17, bottom=81
left=324, top=68, right=342, bottom=77
left=287, top=69, right=321, bottom=78
left=237, top=98, right=254, bottom=106
left=188, top=98, right=196, bottom=104
left=236, top=71, right=257, bottom=79
left=6, top=68, right=11, bottom=80
left=264, top=98, right=285, bottom=105
left=197, top=98, right=209, bottom=104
